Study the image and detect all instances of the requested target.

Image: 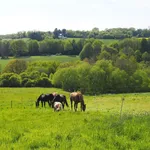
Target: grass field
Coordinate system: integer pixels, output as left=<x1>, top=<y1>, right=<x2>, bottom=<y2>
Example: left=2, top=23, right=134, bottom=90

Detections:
left=0, top=55, right=79, bottom=71
left=100, top=39, right=119, bottom=44
left=0, top=88, right=150, bottom=149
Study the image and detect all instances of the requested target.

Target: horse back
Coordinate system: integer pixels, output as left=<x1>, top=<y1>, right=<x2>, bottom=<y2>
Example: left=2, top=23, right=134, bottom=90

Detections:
left=70, top=92, right=83, bottom=102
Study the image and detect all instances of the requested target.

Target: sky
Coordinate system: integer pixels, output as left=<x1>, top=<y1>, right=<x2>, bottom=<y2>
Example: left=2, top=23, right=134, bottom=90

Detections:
left=0, top=0, right=150, bottom=35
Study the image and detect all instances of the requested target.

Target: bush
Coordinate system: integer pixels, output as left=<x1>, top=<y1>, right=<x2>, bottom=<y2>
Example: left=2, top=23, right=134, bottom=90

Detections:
left=9, top=74, right=21, bottom=87
left=24, top=79, right=36, bottom=87
left=0, top=73, right=21, bottom=87
left=3, top=59, right=27, bottom=74
left=35, top=77, right=52, bottom=87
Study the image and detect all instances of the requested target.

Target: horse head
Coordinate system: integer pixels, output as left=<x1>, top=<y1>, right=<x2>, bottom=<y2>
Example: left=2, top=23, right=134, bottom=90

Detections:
left=82, top=103, right=86, bottom=111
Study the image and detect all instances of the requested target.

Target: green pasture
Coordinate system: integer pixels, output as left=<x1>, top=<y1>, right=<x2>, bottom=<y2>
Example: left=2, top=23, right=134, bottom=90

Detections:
left=0, top=88, right=150, bottom=149
left=0, top=88, right=150, bottom=113
left=0, top=55, right=79, bottom=71
left=100, top=39, right=119, bottom=44
left=67, top=38, right=118, bottom=45
left=0, top=58, right=14, bottom=72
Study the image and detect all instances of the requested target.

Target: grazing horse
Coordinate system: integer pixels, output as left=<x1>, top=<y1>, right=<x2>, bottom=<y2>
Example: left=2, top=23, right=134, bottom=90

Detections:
left=54, top=102, right=63, bottom=111
left=36, top=93, right=55, bottom=107
left=52, top=94, right=69, bottom=109
left=70, top=92, right=86, bottom=111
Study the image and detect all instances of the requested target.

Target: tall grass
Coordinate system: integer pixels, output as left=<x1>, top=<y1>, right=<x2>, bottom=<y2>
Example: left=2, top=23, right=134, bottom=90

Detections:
left=0, top=109, right=150, bottom=149
left=0, top=88, right=150, bottom=149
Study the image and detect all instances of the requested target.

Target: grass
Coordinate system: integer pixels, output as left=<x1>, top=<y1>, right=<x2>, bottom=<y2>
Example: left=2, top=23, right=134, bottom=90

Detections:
left=100, top=39, right=119, bottom=44
left=0, top=55, right=79, bottom=71
left=0, top=88, right=150, bottom=149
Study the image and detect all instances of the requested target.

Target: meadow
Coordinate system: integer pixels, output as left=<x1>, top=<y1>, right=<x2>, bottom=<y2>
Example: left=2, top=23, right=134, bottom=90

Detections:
left=0, top=55, right=79, bottom=71
left=0, top=88, right=150, bottom=149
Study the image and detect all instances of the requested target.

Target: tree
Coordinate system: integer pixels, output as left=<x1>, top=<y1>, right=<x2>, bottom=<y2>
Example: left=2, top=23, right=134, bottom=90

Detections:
left=141, top=38, right=149, bottom=53
left=9, top=74, right=21, bottom=87
left=76, top=62, right=91, bottom=93
left=53, top=28, right=60, bottom=39
left=62, top=29, right=67, bottom=37
left=63, top=40, right=73, bottom=55
left=35, top=77, right=52, bottom=87
left=0, top=73, right=19, bottom=87
left=88, top=66, right=105, bottom=94
left=134, top=50, right=142, bottom=62
left=52, top=68, right=66, bottom=88
left=98, top=50, right=111, bottom=60
left=121, top=47, right=134, bottom=57
left=132, top=70, right=150, bottom=92
left=79, top=43, right=93, bottom=60
left=110, top=68, right=128, bottom=93
left=27, top=31, right=44, bottom=41
left=0, top=40, right=10, bottom=58
left=92, top=40, right=103, bottom=60
left=28, top=40, right=39, bottom=55
left=142, top=52, right=150, bottom=62
left=10, top=40, right=28, bottom=57
left=3, top=59, right=27, bottom=74
left=61, top=67, right=79, bottom=91
left=115, top=55, right=138, bottom=75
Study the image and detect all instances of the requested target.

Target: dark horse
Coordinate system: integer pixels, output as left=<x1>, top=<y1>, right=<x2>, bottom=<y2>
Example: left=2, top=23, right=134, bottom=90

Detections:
left=36, top=93, right=55, bottom=107
left=70, top=92, right=86, bottom=111
left=52, top=94, right=69, bottom=109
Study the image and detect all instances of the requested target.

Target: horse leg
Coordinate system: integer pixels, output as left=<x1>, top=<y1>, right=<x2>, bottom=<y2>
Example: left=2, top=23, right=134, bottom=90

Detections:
left=48, top=101, right=50, bottom=107
left=62, top=103, right=64, bottom=110
left=80, top=103, right=82, bottom=111
left=74, top=103, right=77, bottom=111
left=44, top=102, right=46, bottom=107
left=70, top=99, right=73, bottom=110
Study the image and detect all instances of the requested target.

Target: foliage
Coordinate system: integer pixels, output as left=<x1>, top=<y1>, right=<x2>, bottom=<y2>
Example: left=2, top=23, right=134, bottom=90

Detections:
left=35, top=77, right=52, bottom=87
left=79, top=43, right=93, bottom=60
left=0, top=73, right=21, bottom=87
left=10, top=40, right=28, bottom=57
left=28, top=40, right=39, bottom=55
left=3, top=59, right=27, bottom=74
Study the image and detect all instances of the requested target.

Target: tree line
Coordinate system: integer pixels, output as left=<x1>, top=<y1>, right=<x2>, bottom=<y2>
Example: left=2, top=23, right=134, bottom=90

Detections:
left=1, top=37, right=150, bottom=94
left=1, top=38, right=150, bottom=63
left=1, top=27, right=150, bottom=40
left=0, top=58, right=150, bottom=94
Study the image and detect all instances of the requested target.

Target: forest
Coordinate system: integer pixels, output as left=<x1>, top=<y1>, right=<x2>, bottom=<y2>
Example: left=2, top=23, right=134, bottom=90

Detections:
left=1, top=27, right=150, bottom=40
left=0, top=35, right=150, bottom=94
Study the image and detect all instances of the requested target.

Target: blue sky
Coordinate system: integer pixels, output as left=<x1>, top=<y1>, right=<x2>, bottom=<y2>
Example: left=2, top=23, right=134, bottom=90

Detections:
left=0, top=0, right=150, bottom=34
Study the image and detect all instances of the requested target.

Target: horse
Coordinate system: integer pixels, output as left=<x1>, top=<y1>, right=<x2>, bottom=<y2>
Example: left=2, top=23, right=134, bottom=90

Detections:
left=52, top=94, right=69, bottom=109
left=36, top=93, right=55, bottom=107
left=70, top=92, right=86, bottom=111
left=54, top=102, right=63, bottom=111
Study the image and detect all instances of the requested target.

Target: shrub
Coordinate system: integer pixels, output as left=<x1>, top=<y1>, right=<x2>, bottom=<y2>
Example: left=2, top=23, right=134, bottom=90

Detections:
left=24, top=79, right=35, bottom=87
left=35, top=77, right=52, bottom=87
left=9, top=74, right=21, bottom=87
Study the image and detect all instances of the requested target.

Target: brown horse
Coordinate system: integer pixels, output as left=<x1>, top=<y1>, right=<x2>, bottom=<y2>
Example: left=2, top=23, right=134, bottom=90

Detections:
left=70, top=92, right=86, bottom=111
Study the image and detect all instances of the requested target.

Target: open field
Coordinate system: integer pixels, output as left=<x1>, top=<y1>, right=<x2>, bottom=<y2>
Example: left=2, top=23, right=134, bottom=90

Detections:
left=0, top=55, right=79, bottom=71
left=0, top=88, right=150, bottom=149
left=67, top=38, right=118, bottom=45
left=0, top=88, right=150, bottom=113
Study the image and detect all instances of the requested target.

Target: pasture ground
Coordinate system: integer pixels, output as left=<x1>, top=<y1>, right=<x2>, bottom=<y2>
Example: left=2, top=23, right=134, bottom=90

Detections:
left=0, top=55, right=79, bottom=71
left=0, top=88, right=150, bottom=149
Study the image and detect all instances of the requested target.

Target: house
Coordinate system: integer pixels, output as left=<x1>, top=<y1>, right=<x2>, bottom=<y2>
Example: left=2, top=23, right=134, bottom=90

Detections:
left=58, top=33, right=67, bottom=39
